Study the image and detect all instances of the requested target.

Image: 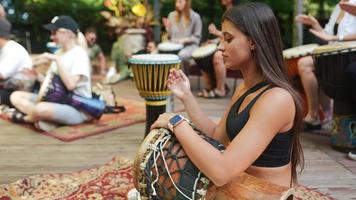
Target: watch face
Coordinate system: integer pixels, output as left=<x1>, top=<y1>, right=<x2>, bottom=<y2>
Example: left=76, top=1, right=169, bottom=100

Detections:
left=169, top=115, right=182, bottom=125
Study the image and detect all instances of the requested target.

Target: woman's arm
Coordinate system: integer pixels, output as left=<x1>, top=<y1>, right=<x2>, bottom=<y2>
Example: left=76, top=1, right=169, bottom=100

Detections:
left=174, top=88, right=295, bottom=186
left=38, top=53, right=81, bottom=91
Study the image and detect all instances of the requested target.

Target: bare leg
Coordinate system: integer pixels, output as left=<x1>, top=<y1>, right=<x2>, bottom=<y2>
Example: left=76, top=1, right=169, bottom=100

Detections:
left=201, top=70, right=213, bottom=90
left=10, top=91, right=37, bottom=122
left=31, top=102, right=57, bottom=122
left=213, top=51, right=226, bottom=95
left=298, top=56, right=319, bottom=122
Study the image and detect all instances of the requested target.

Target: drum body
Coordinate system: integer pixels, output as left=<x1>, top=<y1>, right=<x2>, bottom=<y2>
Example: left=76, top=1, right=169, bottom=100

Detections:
left=37, top=72, right=105, bottom=119
left=313, top=42, right=356, bottom=151
left=129, top=54, right=181, bottom=135
left=313, top=43, right=356, bottom=99
left=283, top=44, right=319, bottom=77
left=133, top=128, right=294, bottom=200
left=192, top=44, right=217, bottom=87
left=158, top=42, right=184, bottom=55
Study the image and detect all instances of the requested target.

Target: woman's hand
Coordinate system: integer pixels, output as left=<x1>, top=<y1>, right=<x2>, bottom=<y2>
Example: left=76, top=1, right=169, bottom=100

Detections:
left=309, top=29, right=337, bottom=41
left=167, top=69, right=192, bottom=100
left=36, top=52, right=58, bottom=62
left=162, top=17, right=171, bottom=30
left=295, top=14, right=318, bottom=26
left=150, top=113, right=176, bottom=131
left=340, top=0, right=356, bottom=16
left=208, top=23, right=218, bottom=35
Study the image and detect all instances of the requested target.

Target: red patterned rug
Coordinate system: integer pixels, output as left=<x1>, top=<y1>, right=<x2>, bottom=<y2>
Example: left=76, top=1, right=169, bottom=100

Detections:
left=0, top=155, right=334, bottom=200
left=0, top=156, right=134, bottom=200
left=0, top=98, right=146, bottom=142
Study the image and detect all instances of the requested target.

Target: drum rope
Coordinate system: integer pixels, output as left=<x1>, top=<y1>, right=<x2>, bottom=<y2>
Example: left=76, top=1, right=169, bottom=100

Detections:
left=159, top=135, right=195, bottom=200
left=152, top=134, right=195, bottom=200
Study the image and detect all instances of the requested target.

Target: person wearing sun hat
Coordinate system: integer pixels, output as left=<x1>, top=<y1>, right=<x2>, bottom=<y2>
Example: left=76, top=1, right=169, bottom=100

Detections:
left=0, top=17, right=33, bottom=106
left=9, top=15, right=92, bottom=131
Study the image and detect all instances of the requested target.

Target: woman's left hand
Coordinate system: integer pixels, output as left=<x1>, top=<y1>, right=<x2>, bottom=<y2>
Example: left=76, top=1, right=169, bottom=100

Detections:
left=309, top=29, right=337, bottom=41
left=150, top=113, right=176, bottom=131
left=36, top=52, right=58, bottom=62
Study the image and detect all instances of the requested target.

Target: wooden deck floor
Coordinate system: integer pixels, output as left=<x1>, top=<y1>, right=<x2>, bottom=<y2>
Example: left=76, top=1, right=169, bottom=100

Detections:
left=0, top=77, right=355, bottom=199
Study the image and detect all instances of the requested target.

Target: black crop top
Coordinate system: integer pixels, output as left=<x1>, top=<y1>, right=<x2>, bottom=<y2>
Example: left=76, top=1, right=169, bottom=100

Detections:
left=226, top=82, right=292, bottom=167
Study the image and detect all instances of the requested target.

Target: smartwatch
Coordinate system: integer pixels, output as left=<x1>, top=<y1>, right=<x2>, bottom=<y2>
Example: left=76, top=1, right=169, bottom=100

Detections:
left=168, top=114, right=188, bottom=132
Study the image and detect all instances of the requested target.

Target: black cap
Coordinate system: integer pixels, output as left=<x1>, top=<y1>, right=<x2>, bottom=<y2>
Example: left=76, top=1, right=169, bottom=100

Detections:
left=43, top=15, right=79, bottom=34
left=0, top=18, right=11, bottom=39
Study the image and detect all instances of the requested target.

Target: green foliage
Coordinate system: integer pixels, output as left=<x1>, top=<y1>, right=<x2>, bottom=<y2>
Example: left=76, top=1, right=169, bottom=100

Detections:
left=6, top=0, right=340, bottom=52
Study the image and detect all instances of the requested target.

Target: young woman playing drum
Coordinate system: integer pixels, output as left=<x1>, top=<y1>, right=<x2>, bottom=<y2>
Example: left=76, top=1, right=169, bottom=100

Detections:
left=10, top=15, right=92, bottom=131
left=295, top=0, right=356, bottom=130
left=162, top=0, right=202, bottom=74
left=151, top=2, right=304, bottom=188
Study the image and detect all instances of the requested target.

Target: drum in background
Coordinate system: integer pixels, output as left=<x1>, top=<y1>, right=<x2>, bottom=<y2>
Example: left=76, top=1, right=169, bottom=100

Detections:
left=129, top=54, right=181, bottom=135
left=37, top=72, right=105, bottom=119
left=192, top=43, right=218, bottom=87
left=157, top=42, right=183, bottom=55
left=312, top=42, right=356, bottom=151
left=133, top=127, right=295, bottom=200
left=283, top=44, right=319, bottom=77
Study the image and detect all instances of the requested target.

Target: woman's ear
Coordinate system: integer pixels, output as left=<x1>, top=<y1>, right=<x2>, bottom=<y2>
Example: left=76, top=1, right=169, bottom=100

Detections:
left=249, top=39, right=256, bottom=50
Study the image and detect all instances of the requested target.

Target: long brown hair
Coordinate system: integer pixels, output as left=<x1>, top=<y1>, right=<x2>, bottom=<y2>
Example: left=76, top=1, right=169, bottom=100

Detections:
left=175, top=0, right=191, bottom=26
left=223, top=2, right=304, bottom=184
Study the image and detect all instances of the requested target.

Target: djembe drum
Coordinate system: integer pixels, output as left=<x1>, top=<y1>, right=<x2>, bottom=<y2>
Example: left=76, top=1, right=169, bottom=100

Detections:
left=37, top=72, right=105, bottom=119
left=129, top=54, right=181, bottom=136
left=283, top=44, right=320, bottom=116
left=133, top=127, right=295, bottom=200
left=192, top=43, right=218, bottom=88
left=283, top=44, right=319, bottom=77
left=312, top=42, right=356, bottom=151
left=158, top=42, right=184, bottom=55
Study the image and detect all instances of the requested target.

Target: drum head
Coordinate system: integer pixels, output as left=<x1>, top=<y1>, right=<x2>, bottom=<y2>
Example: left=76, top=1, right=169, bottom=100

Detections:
left=129, top=54, right=181, bottom=64
left=192, top=44, right=218, bottom=59
left=157, top=42, right=184, bottom=52
left=313, top=41, right=356, bottom=55
left=37, top=72, right=54, bottom=102
left=283, top=44, right=319, bottom=59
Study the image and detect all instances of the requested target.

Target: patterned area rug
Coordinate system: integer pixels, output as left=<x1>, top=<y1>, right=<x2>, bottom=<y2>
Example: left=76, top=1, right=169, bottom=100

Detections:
left=0, top=156, right=334, bottom=200
left=43, top=98, right=146, bottom=141
left=0, top=98, right=146, bottom=142
left=0, top=156, right=134, bottom=200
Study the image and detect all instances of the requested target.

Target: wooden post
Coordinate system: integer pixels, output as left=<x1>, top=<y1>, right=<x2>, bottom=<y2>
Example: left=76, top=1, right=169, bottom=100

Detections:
left=293, top=0, right=304, bottom=46
left=153, top=0, right=161, bottom=43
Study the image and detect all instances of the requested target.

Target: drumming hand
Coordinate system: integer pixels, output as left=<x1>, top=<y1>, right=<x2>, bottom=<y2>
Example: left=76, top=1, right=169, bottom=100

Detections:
left=309, top=29, right=337, bottom=41
left=150, top=113, right=175, bottom=131
left=162, top=17, right=171, bottom=30
left=295, top=14, right=318, bottom=26
left=37, top=52, right=58, bottom=62
left=167, top=69, right=191, bottom=100
left=208, top=23, right=218, bottom=36
left=340, top=1, right=356, bottom=16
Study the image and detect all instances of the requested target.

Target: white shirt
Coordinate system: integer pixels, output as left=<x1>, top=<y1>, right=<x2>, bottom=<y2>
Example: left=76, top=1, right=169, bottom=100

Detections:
left=0, top=40, right=32, bottom=80
left=48, top=45, right=91, bottom=98
left=324, top=1, right=356, bottom=37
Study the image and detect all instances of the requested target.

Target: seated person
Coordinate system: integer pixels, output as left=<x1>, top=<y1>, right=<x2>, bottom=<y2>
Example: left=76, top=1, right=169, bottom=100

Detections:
left=9, top=15, right=92, bottom=131
left=197, top=0, right=238, bottom=98
left=0, top=18, right=33, bottom=106
left=135, top=41, right=158, bottom=54
left=162, top=0, right=202, bottom=74
left=295, top=0, right=356, bottom=130
left=85, top=27, right=107, bottom=75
